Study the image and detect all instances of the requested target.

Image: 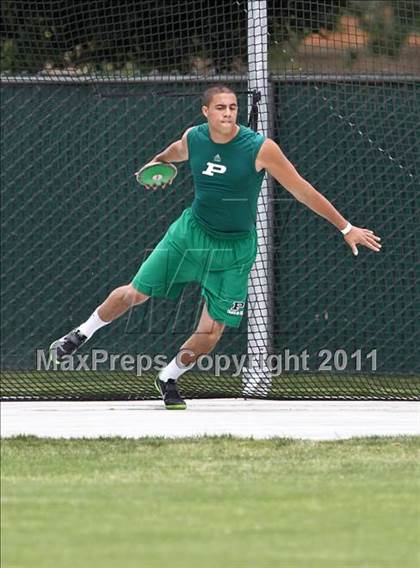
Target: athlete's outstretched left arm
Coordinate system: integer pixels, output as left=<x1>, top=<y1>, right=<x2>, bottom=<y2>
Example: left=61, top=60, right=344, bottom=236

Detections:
left=256, top=139, right=381, bottom=256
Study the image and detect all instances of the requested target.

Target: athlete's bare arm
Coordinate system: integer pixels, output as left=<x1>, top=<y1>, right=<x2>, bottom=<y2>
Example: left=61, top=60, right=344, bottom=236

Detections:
left=256, top=138, right=382, bottom=256
left=152, top=127, right=193, bottom=163
left=135, top=128, right=193, bottom=189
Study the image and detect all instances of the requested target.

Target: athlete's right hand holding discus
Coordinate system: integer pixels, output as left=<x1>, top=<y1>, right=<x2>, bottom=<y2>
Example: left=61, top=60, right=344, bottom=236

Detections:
left=134, top=161, right=178, bottom=190
left=135, top=131, right=191, bottom=190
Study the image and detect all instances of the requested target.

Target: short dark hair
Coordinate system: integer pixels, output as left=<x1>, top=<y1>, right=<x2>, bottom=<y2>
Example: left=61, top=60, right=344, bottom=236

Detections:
left=202, top=85, right=237, bottom=107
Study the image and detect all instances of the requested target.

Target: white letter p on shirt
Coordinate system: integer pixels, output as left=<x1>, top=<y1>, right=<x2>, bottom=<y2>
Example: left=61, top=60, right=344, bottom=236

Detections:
left=202, top=162, right=227, bottom=177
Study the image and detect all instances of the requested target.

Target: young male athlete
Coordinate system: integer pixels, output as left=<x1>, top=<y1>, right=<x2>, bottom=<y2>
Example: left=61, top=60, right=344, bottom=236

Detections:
left=50, top=84, right=381, bottom=409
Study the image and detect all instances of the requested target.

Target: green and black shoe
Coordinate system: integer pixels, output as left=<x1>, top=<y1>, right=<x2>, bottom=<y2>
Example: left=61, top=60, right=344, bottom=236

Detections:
left=155, top=377, right=187, bottom=410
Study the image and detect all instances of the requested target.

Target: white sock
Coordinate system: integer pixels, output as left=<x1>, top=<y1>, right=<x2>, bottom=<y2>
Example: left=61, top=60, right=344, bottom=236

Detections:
left=78, top=309, right=110, bottom=340
left=159, top=356, right=192, bottom=382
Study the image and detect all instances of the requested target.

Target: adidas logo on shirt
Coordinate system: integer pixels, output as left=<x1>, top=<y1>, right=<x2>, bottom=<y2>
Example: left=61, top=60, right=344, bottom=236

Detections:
left=213, top=154, right=222, bottom=162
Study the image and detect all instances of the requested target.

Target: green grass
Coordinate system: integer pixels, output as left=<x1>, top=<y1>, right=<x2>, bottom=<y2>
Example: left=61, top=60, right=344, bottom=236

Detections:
left=2, top=436, right=420, bottom=568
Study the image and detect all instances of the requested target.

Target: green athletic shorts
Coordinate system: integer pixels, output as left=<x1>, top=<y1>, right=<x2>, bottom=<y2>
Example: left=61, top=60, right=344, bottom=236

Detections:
left=132, top=208, right=257, bottom=327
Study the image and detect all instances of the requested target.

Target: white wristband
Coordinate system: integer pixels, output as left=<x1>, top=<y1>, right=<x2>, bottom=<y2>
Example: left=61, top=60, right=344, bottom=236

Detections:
left=341, top=222, right=352, bottom=235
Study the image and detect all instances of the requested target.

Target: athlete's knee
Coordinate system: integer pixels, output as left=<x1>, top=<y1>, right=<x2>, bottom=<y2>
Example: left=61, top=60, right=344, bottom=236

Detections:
left=117, top=284, right=149, bottom=307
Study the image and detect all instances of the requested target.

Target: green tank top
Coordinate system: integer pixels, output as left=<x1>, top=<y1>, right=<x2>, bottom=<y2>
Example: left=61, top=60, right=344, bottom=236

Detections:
left=187, top=123, right=265, bottom=236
